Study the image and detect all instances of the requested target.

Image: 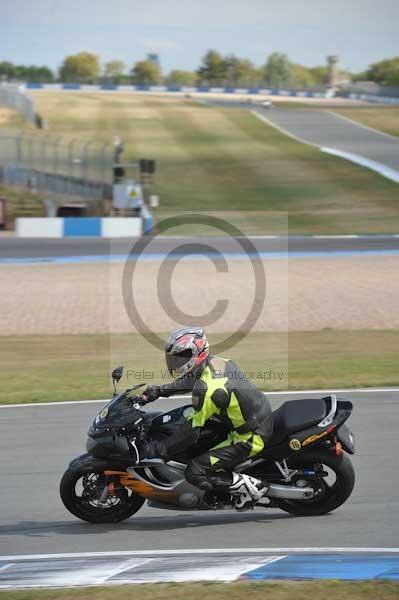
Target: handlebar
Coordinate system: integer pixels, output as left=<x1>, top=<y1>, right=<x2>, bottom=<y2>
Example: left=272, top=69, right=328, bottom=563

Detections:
left=126, top=392, right=154, bottom=407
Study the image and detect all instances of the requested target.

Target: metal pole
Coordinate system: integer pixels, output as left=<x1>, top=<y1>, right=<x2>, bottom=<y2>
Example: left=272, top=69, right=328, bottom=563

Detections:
left=68, top=138, right=79, bottom=197
left=16, top=134, right=22, bottom=166
left=100, top=142, right=111, bottom=183
left=68, top=138, right=79, bottom=178
left=40, top=134, right=51, bottom=173
left=53, top=136, right=63, bottom=175
left=28, top=136, right=33, bottom=169
left=82, top=140, right=95, bottom=181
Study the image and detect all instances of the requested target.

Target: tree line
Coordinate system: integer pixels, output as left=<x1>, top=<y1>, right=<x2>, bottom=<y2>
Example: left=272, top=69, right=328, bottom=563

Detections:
left=0, top=61, right=54, bottom=83
left=1, top=50, right=398, bottom=88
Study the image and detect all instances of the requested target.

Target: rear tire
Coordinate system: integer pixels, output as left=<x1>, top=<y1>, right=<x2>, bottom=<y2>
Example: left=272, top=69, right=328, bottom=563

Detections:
left=60, top=468, right=145, bottom=523
left=277, top=449, right=355, bottom=516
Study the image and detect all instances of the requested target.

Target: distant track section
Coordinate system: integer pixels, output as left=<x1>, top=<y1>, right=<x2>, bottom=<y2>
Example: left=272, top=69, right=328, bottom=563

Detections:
left=254, top=107, right=399, bottom=176
left=1, top=234, right=399, bottom=262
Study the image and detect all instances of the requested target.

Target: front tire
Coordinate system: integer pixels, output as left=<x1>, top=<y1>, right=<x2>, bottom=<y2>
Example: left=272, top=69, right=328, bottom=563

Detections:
left=277, top=449, right=355, bottom=516
left=60, top=468, right=145, bottom=523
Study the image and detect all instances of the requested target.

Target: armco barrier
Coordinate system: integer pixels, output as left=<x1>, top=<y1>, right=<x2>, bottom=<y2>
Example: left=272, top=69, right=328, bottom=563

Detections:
left=16, top=217, right=145, bottom=238
left=346, top=92, right=399, bottom=105
left=26, top=83, right=399, bottom=103
left=24, top=83, right=331, bottom=98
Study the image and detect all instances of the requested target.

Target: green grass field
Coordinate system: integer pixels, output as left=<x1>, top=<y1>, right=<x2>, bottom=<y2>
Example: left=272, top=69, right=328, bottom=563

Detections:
left=332, top=106, right=399, bottom=137
left=1, top=580, right=397, bottom=600
left=2, top=92, right=396, bottom=234
left=2, top=330, right=398, bottom=404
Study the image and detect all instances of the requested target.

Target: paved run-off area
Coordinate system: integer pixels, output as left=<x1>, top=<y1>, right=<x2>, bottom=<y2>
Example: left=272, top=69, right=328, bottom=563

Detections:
left=1, top=254, right=398, bottom=335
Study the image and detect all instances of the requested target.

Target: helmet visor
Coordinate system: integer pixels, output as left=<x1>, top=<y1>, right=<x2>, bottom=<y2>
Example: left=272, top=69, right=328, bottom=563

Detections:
left=166, top=349, right=192, bottom=377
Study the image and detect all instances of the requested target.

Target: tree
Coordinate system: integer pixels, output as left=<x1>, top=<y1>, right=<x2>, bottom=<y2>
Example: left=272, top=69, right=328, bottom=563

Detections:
left=264, top=53, right=293, bottom=87
left=352, top=70, right=368, bottom=82
left=103, top=60, right=126, bottom=83
left=0, top=62, right=54, bottom=82
left=290, top=63, right=316, bottom=88
left=59, top=52, right=100, bottom=83
left=309, top=66, right=328, bottom=85
left=131, top=60, right=162, bottom=85
left=197, top=50, right=226, bottom=85
left=224, top=55, right=259, bottom=86
left=0, top=61, right=16, bottom=80
left=166, top=69, right=198, bottom=86
left=366, top=57, right=399, bottom=86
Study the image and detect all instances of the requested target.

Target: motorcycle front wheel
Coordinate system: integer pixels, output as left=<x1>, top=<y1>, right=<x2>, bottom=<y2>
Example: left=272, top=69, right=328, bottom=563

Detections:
left=60, top=468, right=145, bottom=523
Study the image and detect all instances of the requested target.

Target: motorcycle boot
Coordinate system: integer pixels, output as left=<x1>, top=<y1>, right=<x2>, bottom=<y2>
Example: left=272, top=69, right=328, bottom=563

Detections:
left=229, top=473, right=269, bottom=510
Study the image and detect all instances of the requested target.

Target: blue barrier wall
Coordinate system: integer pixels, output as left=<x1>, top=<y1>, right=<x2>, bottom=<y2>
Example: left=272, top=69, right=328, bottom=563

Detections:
left=62, top=83, right=81, bottom=90
left=16, top=217, right=146, bottom=238
left=25, top=83, right=399, bottom=104
left=63, top=217, right=101, bottom=237
left=24, top=82, right=331, bottom=99
left=26, top=82, right=43, bottom=89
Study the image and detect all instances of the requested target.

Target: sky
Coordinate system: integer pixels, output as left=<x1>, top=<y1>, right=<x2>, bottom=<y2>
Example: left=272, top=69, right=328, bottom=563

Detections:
left=1, top=0, right=398, bottom=74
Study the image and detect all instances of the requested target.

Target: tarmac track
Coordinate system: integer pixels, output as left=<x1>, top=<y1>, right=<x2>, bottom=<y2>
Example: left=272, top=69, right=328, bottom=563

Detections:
left=206, top=99, right=399, bottom=174
left=0, top=390, right=398, bottom=555
left=1, top=235, right=399, bottom=260
left=255, top=107, right=399, bottom=173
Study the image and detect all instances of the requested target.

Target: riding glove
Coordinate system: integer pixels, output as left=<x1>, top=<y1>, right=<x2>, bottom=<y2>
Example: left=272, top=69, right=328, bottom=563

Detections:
left=142, top=385, right=161, bottom=403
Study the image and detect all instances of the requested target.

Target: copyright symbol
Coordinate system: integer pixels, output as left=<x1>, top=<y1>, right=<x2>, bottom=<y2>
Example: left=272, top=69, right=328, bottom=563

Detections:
left=122, top=213, right=266, bottom=353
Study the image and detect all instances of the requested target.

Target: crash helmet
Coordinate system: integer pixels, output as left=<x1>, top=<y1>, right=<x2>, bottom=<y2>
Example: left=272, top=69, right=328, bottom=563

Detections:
left=165, top=327, right=210, bottom=379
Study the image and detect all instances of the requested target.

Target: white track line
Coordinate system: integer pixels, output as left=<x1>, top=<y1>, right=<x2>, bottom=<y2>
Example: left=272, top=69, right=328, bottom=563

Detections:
left=313, top=234, right=359, bottom=239
left=1, top=548, right=399, bottom=561
left=0, top=564, right=14, bottom=572
left=321, top=147, right=399, bottom=184
left=1, top=387, right=398, bottom=408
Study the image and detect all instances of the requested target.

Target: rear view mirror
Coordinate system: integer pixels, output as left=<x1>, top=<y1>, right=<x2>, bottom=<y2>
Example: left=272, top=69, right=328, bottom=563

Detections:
left=111, top=366, right=124, bottom=396
left=112, top=366, right=124, bottom=382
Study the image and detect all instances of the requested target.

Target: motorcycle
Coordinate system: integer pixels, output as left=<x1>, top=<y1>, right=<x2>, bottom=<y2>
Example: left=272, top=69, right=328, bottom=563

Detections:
left=60, top=366, right=356, bottom=523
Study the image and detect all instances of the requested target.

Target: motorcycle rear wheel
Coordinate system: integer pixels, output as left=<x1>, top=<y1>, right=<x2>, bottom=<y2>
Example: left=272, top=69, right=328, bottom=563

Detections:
left=60, top=468, right=145, bottom=523
left=276, top=448, right=355, bottom=516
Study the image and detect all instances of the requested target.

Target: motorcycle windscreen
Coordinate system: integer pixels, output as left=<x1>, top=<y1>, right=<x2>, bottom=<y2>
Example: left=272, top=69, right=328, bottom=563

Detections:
left=95, top=394, right=142, bottom=428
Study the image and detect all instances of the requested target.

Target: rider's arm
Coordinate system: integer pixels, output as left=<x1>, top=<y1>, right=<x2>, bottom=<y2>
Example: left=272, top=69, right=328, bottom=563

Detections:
left=141, top=414, right=201, bottom=460
left=159, top=373, right=196, bottom=397
left=143, top=373, right=196, bottom=402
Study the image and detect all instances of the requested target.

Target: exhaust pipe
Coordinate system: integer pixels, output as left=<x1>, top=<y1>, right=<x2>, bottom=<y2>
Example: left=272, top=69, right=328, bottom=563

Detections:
left=267, top=483, right=314, bottom=500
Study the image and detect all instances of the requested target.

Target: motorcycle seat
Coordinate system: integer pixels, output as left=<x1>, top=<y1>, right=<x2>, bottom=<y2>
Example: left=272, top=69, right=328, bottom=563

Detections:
left=270, top=398, right=328, bottom=445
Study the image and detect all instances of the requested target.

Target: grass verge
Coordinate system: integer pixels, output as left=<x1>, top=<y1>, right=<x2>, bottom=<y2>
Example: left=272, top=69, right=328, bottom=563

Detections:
left=1, top=330, right=398, bottom=404
left=332, top=107, right=399, bottom=137
left=1, top=581, right=398, bottom=600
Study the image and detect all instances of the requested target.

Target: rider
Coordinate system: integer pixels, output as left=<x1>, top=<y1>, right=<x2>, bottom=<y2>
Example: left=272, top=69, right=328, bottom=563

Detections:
left=140, top=327, right=273, bottom=510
